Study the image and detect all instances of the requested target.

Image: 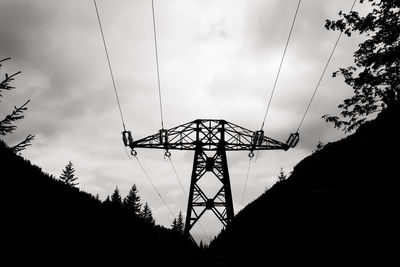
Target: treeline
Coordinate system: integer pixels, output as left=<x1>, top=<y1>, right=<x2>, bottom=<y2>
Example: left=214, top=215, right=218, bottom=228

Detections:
left=1, top=140, right=196, bottom=265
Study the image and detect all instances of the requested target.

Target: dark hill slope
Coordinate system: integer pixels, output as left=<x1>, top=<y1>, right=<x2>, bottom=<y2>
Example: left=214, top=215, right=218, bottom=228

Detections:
left=209, top=102, right=400, bottom=266
left=1, top=140, right=194, bottom=265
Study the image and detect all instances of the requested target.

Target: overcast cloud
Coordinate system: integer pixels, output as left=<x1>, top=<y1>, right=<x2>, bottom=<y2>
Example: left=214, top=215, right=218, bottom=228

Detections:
left=0, top=0, right=366, bottom=242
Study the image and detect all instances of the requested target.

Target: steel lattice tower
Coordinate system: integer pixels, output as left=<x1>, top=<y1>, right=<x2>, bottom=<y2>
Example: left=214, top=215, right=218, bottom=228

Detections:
left=123, top=119, right=299, bottom=242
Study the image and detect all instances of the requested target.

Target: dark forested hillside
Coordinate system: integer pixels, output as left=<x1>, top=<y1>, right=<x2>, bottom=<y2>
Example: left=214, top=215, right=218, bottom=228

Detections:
left=208, top=102, right=400, bottom=266
left=1, top=141, right=195, bottom=265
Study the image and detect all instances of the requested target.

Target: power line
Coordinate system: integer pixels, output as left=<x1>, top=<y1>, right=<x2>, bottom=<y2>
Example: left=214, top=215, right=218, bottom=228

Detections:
left=249, top=0, right=301, bottom=208
left=296, top=0, right=357, bottom=133
left=93, top=0, right=127, bottom=131
left=168, top=157, right=186, bottom=195
left=134, top=155, right=176, bottom=218
left=94, top=0, right=175, bottom=221
left=261, top=0, right=302, bottom=130
left=241, top=157, right=253, bottom=207
left=151, top=0, right=165, bottom=130
left=167, top=157, right=211, bottom=241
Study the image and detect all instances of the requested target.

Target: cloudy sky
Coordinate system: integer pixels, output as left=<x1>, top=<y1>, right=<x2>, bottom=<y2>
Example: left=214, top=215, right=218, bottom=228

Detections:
left=1, top=0, right=366, bottom=242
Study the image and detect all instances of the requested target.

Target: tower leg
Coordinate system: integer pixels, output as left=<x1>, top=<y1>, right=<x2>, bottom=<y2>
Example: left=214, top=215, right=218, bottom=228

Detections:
left=184, top=143, right=234, bottom=242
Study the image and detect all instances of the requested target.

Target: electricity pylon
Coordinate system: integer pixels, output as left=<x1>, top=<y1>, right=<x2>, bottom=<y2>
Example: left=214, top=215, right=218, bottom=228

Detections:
left=123, top=119, right=299, bottom=243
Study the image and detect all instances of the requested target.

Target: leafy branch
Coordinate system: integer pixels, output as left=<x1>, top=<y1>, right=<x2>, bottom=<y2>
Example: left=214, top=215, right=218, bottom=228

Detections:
left=323, top=0, right=400, bottom=132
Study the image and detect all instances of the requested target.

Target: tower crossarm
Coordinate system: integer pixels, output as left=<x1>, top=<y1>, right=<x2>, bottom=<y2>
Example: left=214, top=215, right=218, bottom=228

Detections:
left=124, top=119, right=298, bottom=152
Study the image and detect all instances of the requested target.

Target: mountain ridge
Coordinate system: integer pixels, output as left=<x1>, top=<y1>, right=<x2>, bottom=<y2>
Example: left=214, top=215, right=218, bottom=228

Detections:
left=208, top=102, right=400, bottom=266
left=1, top=139, right=195, bottom=265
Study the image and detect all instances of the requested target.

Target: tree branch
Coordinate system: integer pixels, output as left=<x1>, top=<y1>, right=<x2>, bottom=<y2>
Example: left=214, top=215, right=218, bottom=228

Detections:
left=12, top=134, right=35, bottom=153
left=0, top=100, right=31, bottom=135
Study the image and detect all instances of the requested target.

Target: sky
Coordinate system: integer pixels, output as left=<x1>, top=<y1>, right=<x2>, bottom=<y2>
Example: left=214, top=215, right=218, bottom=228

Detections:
left=0, top=0, right=367, bottom=243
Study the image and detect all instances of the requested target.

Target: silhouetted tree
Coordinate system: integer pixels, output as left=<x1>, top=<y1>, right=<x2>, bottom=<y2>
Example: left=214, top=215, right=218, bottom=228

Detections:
left=103, top=196, right=111, bottom=208
left=313, top=141, right=325, bottom=153
left=277, top=168, right=287, bottom=182
left=171, top=211, right=184, bottom=234
left=141, top=202, right=155, bottom=225
left=323, top=0, right=400, bottom=132
left=123, top=184, right=141, bottom=216
left=0, top=58, right=34, bottom=152
left=177, top=211, right=184, bottom=234
left=111, top=186, right=122, bottom=208
left=199, top=240, right=204, bottom=250
left=171, top=218, right=177, bottom=230
left=59, top=161, right=78, bottom=188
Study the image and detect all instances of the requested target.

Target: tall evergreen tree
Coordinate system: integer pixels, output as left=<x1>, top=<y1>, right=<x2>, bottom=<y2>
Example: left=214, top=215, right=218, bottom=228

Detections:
left=277, top=168, right=287, bottom=182
left=141, top=202, right=155, bottom=225
left=111, top=186, right=122, bottom=208
left=176, top=211, right=185, bottom=234
left=171, top=211, right=185, bottom=234
left=59, top=161, right=78, bottom=187
left=171, top=218, right=178, bottom=231
left=123, top=184, right=142, bottom=216
left=103, top=196, right=111, bottom=208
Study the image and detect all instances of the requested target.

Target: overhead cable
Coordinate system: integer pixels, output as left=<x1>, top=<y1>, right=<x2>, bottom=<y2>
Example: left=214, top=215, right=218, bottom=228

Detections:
left=93, top=0, right=127, bottom=131
left=261, top=0, right=302, bottom=130
left=151, top=0, right=165, bottom=130
left=296, top=0, right=357, bottom=133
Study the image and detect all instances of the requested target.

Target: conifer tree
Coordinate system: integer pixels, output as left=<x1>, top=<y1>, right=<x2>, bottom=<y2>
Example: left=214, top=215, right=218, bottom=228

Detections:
left=123, top=184, right=142, bottom=216
left=103, top=196, right=111, bottom=206
left=141, top=202, right=155, bottom=225
left=176, top=211, right=185, bottom=234
left=59, top=161, right=78, bottom=187
left=277, top=168, right=287, bottom=182
left=0, top=58, right=34, bottom=152
left=111, top=186, right=122, bottom=208
left=199, top=241, right=204, bottom=250
left=171, top=211, right=185, bottom=234
left=171, top=218, right=178, bottom=231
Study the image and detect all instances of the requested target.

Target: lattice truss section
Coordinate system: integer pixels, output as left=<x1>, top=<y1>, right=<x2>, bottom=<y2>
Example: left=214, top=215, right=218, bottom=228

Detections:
left=186, top=147, right=234, bottom=231
left=124, top=119, right=298, bottom=152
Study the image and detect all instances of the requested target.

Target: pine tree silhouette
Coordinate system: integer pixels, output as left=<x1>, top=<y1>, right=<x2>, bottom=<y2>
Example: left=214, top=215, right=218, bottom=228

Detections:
left=171, top=211, right=184, bottom=234
left=177, top=211, right=184, bottom=234
left=59, top=161, right=78, bottom=187
left=123, top=184, right=142, bottom=216
left=171, top=218, right=178, bottom=230
left=277, top=167, right=287, bottom=182
left=111, top=186, right=122, bottom=208
left=141, top=202, right=155, bottom=225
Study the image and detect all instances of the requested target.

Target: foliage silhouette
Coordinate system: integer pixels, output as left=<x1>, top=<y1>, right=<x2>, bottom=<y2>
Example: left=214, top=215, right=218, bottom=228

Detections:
left=323, top=0, right=400, bottom=132
left=141, top=202, right=155, bottom=226
left=59, top=161, right=79, bottom=187
left=313, top=140, right=325, bottom=153
left=277, top=167, right=287, bottom=182
left=123, top=184, right=142, bottom=216
left=111, top=185, right=123, bottom=208
left=171, top=211, right=185, bottom=235
left=0, top=58, right=34, bottom=152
